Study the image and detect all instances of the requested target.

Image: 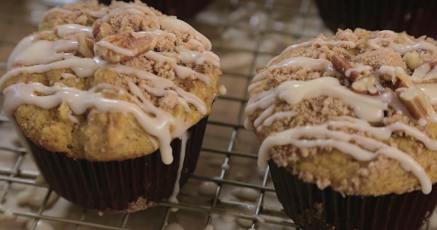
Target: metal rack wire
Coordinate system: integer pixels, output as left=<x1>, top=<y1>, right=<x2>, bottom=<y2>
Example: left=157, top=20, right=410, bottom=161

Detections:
left=2, top=0, right=429, bottom=230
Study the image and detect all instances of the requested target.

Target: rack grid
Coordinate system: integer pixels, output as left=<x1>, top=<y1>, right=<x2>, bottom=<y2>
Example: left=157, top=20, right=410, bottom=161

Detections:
left=0, top=0, right=432, bottom=229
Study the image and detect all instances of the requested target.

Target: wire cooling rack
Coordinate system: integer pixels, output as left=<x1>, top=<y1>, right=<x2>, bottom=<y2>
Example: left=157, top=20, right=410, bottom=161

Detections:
left=0, top=0, right=431, bottom=230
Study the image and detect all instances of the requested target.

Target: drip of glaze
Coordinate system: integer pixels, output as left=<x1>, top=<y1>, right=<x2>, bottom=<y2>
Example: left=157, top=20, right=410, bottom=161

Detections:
left=25, top=219, right=55, bottom=230
left=219, top=85, right=227, bottom=95
left=16, top=186, right=59, bottom=209
left=6, top=35, right=37, bottom=70
left=231, top=187, right=260, bottom=202
left=417, top=84, right=437, bottom=104
left=198, top=181, right=218, bottom=197
left=168, top=131, right=191, bottom=211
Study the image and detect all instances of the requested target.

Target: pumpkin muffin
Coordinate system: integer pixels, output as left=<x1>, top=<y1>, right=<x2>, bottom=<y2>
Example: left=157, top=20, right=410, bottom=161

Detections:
left=245, top=28, right=437, bottom=229
left=0, top=0, right=224, bottom=212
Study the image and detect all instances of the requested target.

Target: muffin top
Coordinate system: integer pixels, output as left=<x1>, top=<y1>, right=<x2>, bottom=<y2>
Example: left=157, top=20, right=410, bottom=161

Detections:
left=0, top=0, right=224, bottom=163
left=245, top=29, right=437, bottom=196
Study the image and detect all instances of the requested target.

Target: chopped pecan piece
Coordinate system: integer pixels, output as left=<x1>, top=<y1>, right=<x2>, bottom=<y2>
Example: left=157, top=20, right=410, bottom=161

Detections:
left=76, top=33, right=94, bottom=58
left=411, top=61, right=437, bottom=83
left=331, top=55, right=372, bottom=82
left=93, top=21, right=113, bottom=41
left=351, top=75, right=378, bottom=95
left=392, top=67, right=414, bottom=88
left=94, top=32, right=157, bottom=63
left=396, top=87, right=434, bottom=120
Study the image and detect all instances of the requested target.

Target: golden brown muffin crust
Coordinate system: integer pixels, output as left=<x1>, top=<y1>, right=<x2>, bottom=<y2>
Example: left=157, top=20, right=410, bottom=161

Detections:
left=247, top=29, right=437, bottom=196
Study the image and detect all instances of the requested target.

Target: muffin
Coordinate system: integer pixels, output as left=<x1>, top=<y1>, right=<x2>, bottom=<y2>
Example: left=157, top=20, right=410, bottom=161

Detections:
left=315, top=0, right=437, bottom=39
left=0, top=0, right=224, bottom=212
left=245, top=29, right=437, bottom=229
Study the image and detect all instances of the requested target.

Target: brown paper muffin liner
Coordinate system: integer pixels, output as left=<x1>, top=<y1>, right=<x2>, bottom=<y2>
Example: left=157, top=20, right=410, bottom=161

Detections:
left=28, top=117, right=208, bottom=213
left=269, top=160, right=437, bottom=230
left=314, top=0, right=437, bottom=39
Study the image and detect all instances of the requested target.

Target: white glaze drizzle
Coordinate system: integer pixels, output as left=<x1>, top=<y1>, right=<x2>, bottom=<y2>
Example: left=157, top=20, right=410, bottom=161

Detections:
left=95, top=40, right=135, bottom=56
left=175, top=65, right=211, bottom=85
left=123, top=2, right=156, bottom=15
left=257, top=116, right=432, bottom=193
left=107, top=65, right=207, bottom=115
left=267, top=39, right=356, bottom=66
left=368, top=31, right=437, bottom=55
left=159, top=17, right=212, bottom=51
left=144, top=50, right=214, bottom=85
left=7, top=35, right=37, bottom=70
left=247, top=77, right=386, bottom=123
left=83, top=8, right=109, bottom=18
left=55, top=24, right=93, bottom=38
left=13, top=40, right=78, bottom=67
left=412, top=62, right=437, bottom=82
left=60, top=73, right=76, bottom=79
left=417, top=84, right=437, bottom=104
left=249, top=57, right=334, bottom=92
left=168, top=131, right=190, bottom=211
left=176, top=46, right=220, bottom=67
left=0, top=57, right=98, bottom=87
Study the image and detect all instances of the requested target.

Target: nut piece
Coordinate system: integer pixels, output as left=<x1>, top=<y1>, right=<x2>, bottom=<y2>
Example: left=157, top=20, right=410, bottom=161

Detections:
left=403, top=52, right=423, bottom=69
left=351, top=75, right=378, bottom=95
left=411, top=61, right=437, bottom=83
left=94, top=32, right=157, bottom=63
left=332, top=55, right=356, bottom=80
left=76, top=33, right=94, bottom=58
left=331, top=55, right=371, bottom=82
left=392, top=67, right=414, bottom=88
left=396, top=87, right=434, bottom=120
left=93, top=21, right=113, bottom=41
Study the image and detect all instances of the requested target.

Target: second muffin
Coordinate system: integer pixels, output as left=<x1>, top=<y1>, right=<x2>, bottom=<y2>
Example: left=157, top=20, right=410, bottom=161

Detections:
left=245, top=29, right=437, bottom=229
